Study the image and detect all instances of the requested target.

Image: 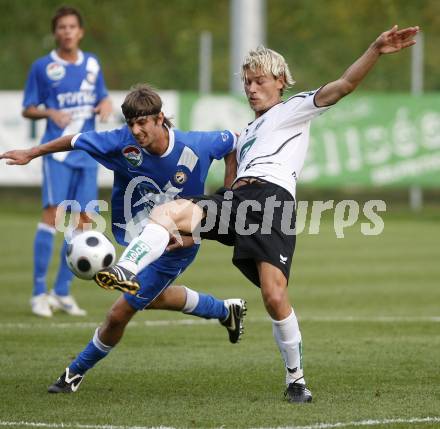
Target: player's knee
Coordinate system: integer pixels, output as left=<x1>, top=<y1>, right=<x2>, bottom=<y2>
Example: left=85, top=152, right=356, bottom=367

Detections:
left=261, top=284, right=287, bottom=315
left=263, top=292, right=284, bottom=314
left=149, top=203, right=166, bottom=219
left=150, top=201, right=191, bottom=232
left=105, top=303, right=133, bottom=329
left=149, top=203, right=175, bottom=231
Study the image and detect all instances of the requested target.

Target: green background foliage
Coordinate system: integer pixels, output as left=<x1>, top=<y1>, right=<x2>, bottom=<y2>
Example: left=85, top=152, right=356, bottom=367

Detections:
left=1, top=0, right=439, bottom=92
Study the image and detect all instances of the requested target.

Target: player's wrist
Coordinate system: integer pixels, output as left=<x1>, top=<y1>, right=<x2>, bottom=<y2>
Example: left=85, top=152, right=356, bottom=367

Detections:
left=46, top=108, right=56, bottom=120
left=369, top=40, right=384, bottom=56
left=29, top=145, right=42, bottom=159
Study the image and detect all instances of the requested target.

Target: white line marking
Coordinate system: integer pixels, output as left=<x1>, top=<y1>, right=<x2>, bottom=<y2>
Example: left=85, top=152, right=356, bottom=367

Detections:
left=0, top=423, right=174, bottom=429
left=1, top=417, right=439, bottom=429
left=264, top=416, right=440, bottom=429
left=0, top=316, right=439, bottom=330
left=304, top=316, right=440, bottom=323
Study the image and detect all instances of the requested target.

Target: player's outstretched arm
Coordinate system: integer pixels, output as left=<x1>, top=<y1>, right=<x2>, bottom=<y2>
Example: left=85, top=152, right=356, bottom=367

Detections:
left=0, top=135, right=75, bottom=165
left=315, top=25, right=419, bottom=107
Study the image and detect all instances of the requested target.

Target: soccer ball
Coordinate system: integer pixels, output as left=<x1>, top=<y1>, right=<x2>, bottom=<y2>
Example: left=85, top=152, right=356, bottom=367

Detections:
left=66, top=231, right=116, bottom=280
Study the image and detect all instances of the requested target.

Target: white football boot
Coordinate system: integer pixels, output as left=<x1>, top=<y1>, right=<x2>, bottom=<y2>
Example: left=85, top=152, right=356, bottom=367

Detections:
left=48, top=291, right=87, bottom=316
left=30, top=293, right=53, bottom=318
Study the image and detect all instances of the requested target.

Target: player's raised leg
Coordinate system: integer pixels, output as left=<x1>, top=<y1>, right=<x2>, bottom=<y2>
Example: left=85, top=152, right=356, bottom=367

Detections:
left=94, top=199, right=203, bottom=293
left=149, top=286, right=247, bottom=344
left=257, top=261, right=312, bottom=403
left=132, top=264, right=246, bottom=344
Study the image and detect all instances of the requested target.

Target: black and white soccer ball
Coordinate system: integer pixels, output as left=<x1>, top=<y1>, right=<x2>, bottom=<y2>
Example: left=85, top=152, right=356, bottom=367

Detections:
left=66, top=231, right=116, bottom=280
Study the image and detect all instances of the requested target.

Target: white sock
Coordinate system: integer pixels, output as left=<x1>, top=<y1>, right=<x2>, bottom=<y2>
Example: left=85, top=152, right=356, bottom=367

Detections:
left=118, top=223, right=169, bottom=274
left=37, top=222, right=56, bottom=235
left=92, top=328, right=113, bottom=353
left=272, top=308, right=305, bottom=386
left=182, top=286, right=199, bottom=313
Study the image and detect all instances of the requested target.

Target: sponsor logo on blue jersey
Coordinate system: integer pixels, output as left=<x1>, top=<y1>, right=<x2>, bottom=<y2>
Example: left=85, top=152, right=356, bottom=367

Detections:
left=46, top=62, right=65, bottom=81
left=57, top=91, right=97, bottom=108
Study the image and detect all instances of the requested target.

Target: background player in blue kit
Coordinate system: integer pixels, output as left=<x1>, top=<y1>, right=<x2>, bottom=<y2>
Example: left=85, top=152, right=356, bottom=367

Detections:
left=22, top=6, right=112, bottom=317
left=1, top=84, right=246, bottom=393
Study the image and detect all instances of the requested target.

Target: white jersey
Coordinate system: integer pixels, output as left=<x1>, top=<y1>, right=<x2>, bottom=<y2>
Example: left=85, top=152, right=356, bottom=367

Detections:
left=235, top=89, right=331, bottom=199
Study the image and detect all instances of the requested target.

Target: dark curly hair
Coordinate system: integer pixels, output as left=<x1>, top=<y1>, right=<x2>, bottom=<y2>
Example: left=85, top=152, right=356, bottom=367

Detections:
left=51, top=5, right=83, bottom=33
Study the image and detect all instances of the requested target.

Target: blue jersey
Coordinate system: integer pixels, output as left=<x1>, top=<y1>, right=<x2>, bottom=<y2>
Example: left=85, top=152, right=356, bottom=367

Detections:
left=23, top=50, right=108, bottom=169
left=72, top=125, right=236, bottom=257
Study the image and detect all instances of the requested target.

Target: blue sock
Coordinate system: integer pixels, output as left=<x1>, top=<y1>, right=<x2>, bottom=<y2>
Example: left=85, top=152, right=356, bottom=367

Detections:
left=69, top=328, right=112, bottom=375
left=33, top=223, right=56, bottom=296
left=182, top=287, right=228, bottom=320
left=53, top=240, right=74, bottom=296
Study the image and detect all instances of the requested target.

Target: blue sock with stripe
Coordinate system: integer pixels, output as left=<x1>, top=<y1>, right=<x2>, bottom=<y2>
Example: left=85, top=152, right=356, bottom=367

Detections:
left=53, top=240, right=74, bottom=296
left=69, top=328, right=113, bottom=375
left=33, top=223, right=56, bottom=296
left=182, top=287, right=228, bottom=320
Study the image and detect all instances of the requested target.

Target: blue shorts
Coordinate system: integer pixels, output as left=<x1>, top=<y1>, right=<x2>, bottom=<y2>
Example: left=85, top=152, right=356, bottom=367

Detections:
left=42, top=156, right=98, bottom=211
left=124, top=246, right=199, bottom=311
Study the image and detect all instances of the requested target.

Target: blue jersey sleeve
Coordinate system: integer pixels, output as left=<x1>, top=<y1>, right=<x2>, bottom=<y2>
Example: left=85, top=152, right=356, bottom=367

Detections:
left=22, top=61, right=45, bottom=108
left=208, top=130, right=237, bottom=160
left=72, top=128, right=122, bottom=170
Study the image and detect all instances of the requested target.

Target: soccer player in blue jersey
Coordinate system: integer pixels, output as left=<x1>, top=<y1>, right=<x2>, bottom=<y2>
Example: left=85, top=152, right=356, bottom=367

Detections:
left=1, top=84, right=246, bottom=393
left=22, top=6, right=112, bottom=317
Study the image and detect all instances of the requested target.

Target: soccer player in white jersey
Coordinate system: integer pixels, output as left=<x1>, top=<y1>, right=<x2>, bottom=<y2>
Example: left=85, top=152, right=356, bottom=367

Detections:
left=90, top=25, right=417, bottom=402
left=22, top=6, right=112, bottom=317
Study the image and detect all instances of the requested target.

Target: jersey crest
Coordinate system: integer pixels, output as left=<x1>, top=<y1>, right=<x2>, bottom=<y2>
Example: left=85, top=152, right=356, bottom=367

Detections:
left=173, top=170, right=188, bottom=185
left=122, top=145, right=143, bottom=167
left=239, top=137, right=256, bottom=161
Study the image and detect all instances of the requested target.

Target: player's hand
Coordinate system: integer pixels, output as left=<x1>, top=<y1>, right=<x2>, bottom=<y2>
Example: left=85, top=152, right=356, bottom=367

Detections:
left=373, top=25, right=419, bottom=55
left=166, top=234, right=196, bottom=252
left=0, top=149, right=34, bottom=165
left=48, top=109, right=72, bottom=128
left=94, top=98, right=113, bottom=122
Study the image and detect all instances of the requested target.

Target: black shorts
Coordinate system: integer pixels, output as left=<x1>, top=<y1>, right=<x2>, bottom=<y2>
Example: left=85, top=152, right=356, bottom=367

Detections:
left=187, top=181, right=296, bottom=287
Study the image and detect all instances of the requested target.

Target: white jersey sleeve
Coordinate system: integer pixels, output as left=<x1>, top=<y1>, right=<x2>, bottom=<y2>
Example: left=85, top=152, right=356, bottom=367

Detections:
left=277, top=88, right=331, bottom=128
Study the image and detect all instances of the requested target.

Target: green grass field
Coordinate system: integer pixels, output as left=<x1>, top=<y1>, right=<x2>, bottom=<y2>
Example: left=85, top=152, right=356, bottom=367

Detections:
left=0, top=194, right=439, bottom=429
